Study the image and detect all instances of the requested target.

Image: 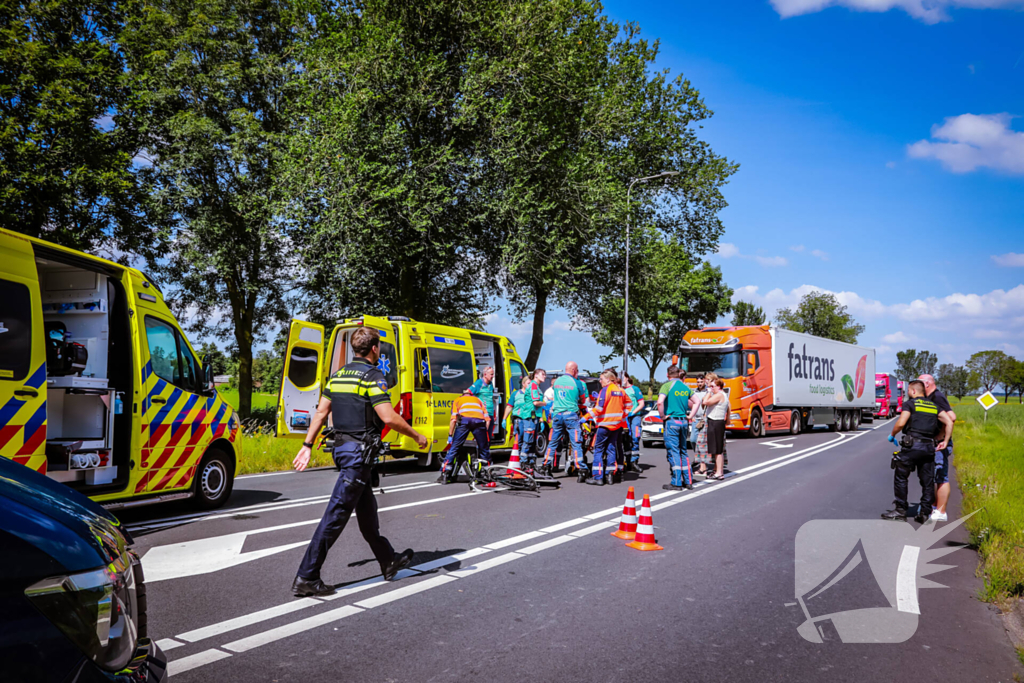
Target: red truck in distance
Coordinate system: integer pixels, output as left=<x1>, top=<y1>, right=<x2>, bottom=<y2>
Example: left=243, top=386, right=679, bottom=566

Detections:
left=873, top=373, right=900, bottom=418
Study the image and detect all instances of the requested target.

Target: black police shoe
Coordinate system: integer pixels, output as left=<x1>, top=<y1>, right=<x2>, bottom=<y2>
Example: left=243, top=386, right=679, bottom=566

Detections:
left=662, top=483, right=684, bottom=491
left=914, top=513, right=928, bottom=524
left=435, top=474, right=447, bottom=484
left=291, top=576, right=335, bottom=597
left=586, top=475, right=605, bottom=486
left=604, top=474, right=614, bottom=486
left=577, top=469, right=589, bottom=483
left=684, top=482, right=694, bottom=490
left=881, top=509, right=908, bottom=521
left=383, top=548, right=414, bottom=581
left=612, top=471, right=622, bottom=485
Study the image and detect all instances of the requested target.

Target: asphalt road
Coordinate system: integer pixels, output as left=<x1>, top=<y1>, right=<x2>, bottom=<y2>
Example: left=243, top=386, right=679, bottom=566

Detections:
left=120, top=422, right=1022, bottom=682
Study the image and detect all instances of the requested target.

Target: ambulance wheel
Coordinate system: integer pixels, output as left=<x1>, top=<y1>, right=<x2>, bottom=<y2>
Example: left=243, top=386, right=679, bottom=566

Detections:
left=535, top=432, right=548, bottom=459
left=193, top=447, right=235, bottom=510
left=417, top=452, right=438, bottom=469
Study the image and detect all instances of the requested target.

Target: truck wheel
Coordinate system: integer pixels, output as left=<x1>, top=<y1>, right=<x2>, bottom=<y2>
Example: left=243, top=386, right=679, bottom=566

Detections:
left=749, top=409, right=764, bottom=438
left=842, top=411, right=852, bottom=431
left=193, top=447, right=234, bottom=510
left=829, top=410, right=840, bottom=432
left=789, top=410, right=801, bottom=435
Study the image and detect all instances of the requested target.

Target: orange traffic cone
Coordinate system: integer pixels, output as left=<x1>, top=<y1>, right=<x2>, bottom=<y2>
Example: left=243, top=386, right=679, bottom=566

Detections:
left=611, top=486, right=638, bottom=540
left=509, top=432, right=522, bottom=471
left=626, top=494, right=663, bottom=551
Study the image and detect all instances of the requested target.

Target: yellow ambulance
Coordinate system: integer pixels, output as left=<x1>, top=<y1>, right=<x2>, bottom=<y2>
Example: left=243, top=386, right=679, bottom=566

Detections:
left=0, top=229, right=239, bottom=510
left=277, top=315, right=527, bottom=465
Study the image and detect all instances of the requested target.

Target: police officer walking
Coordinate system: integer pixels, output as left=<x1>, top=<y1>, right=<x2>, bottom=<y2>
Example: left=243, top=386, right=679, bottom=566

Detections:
left=438, top=389, right=492, bottom=483
left=291, top=327, right=427, bottom=597
left=882, top=379, right=953, bottom=523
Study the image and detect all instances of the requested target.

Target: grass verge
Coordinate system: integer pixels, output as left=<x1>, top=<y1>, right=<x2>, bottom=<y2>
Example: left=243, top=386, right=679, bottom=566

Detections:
left=950, top=398, right=1024, bottom=603
left=234, top=432, right=334, bottom=476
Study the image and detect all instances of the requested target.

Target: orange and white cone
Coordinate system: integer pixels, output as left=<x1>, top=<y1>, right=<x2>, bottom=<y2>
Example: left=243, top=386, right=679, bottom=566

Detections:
left=626, top=494, right=663, bottom=551
left=508, top=433, right=522, bottom=471
left=611, top=486, right=638, bottom=540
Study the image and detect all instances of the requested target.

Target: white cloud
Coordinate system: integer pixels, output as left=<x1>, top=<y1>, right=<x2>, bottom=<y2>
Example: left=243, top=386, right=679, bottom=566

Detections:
left=717, top=242, right=740, bottom=258
left=770, top=0, right=1024, bottom=24
left=716, top=243, right=788, bottom=267
left=733, top=284, right=888, bottom=318
left=755, top=255, right=789, bottom=267
left=790, top=244, right=805, bottom=252
left=993, top=252, right=1024, bottom=267
left=545, top=319, right=573, bottom=334
left=881, top=331, right=914, bottom=344
left=907, top=113, right=1024, bottom=174
left=811, top=249, right=829, bottom=261
left=885, top=161, right=897, bottom=169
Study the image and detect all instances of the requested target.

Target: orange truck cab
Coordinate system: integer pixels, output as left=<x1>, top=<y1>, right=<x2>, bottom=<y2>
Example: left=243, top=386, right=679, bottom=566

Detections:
left=675, top=325, right=876, bottom=436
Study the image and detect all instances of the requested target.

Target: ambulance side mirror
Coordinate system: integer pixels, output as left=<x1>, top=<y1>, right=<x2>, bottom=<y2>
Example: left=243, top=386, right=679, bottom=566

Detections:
left=202, top=359, right=216, bottom=394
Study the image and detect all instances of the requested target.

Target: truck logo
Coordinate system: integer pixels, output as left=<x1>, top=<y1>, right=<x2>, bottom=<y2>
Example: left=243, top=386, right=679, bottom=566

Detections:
left=788, top=343, right=836, bottom=382
left=440, top=365, right=464, bottom=379
left=689, top=336, right=724, bottom=344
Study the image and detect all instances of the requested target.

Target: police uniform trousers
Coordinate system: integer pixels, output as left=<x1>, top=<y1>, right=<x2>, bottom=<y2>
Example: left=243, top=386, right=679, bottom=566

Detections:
left=893, top=440, right=936, bottom=516
left=442, top=418, right=491, bottom=476
left=592, top=426, right=621, bottom=478
left=663, top=417, right=692, bottom=487
left=514, top=417, right=537, bottom=467
left=545, top=412, right=586, bottom=473
left=297, top=443, right=395, bottom=581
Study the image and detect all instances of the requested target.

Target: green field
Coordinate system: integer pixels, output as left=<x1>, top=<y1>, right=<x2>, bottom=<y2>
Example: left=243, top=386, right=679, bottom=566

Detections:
left=948, top=397, right=1024, bottom=603
left=215, top=388, right=277, bottom=412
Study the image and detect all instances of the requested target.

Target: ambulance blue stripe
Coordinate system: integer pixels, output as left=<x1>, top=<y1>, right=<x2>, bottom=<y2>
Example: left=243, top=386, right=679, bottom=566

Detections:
left=25, top=403, right=46, bottom=432
left=432, top=336, right=466, bottom=346
left=142, top=360, right=153, bottom=383
left=210, top=403, right=227, bottom=431
left=26, top=364, right=46, bottom=389
left=152, top=388, right=182, bottom=428
left=174, top=394, right=199, bottom=426
left=0, top=364, right=45, bottom=423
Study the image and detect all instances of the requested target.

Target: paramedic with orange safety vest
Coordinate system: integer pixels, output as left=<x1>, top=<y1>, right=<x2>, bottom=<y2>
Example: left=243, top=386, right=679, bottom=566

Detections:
left=585, top=370, right=632, bottom=486
left=438, top=389, right=491, bottom=484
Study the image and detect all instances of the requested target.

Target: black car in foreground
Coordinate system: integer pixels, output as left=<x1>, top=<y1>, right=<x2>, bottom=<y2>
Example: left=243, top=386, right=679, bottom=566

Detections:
left=0, top=456, right=166, bottom=683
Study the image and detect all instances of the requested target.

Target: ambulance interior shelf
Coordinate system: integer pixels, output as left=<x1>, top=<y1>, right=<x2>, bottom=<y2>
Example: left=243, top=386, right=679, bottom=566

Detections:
left=471, top=336, right=506, bottom=441
left=37, top=260, right=127, bottom=489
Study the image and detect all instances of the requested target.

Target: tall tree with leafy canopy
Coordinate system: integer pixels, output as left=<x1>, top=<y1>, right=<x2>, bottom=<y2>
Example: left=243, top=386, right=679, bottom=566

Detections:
left=731, top=301, right=765, bottom=326
left=965, top=350, right=1008, bottom=395
left=775, top=291, right=864, bottom=344
left=935, top=362, right=978, bottom=401
left=580, top=239, right=731, bottom=385
left=485, top=2, right=735, bottom=368
left=121, top=0, right=298, bottom=417
left=895, top=349, right=937, bottom=380
left=0, top=0, right=150, bottom=258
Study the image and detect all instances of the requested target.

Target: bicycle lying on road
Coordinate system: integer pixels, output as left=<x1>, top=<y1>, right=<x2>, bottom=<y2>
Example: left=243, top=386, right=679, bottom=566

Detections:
left=469, top=464, right=561, bottom=493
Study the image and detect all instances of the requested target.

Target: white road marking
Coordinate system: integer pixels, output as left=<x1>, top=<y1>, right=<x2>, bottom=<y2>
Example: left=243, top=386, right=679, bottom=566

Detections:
left=897, top=545, right=921, bottom=614
left=155, top=637, right=184, bottom=651
left=222, top=605, right=364, bottom=653
left=177, top=598, right=322, bottom=643
left=761, top=437, right=796, bottom=449
left=165, top=648, right=232, bottom=676
left=163, top=428, right=883, bottom=672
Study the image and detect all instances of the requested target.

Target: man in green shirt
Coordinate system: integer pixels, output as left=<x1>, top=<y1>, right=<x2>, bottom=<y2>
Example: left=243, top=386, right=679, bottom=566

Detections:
left=543, top=362, right=589, bottom=482
left=621, top=373, right=645, bottom=472
left=657, top=365, right=693, bottom=490
left=469, top=366, right=497, bottom=437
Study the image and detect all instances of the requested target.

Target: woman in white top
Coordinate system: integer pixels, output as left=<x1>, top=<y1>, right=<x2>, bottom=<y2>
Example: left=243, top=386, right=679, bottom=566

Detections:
left=687, top=375, right=709, bottom=476
left=703, top=378, right=729, bottom=480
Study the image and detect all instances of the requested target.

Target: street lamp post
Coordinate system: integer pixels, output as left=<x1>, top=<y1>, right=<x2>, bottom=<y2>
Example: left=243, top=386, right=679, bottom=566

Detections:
left=624, top=171, right=679, bottom=376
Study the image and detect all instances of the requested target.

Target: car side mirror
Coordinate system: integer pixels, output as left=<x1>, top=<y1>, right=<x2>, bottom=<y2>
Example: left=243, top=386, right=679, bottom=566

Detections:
left=202, top=358, right=215, bottom=394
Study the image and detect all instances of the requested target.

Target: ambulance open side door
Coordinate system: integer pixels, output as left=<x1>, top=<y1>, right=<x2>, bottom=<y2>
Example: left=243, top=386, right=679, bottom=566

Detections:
left=277, top=320, right=325, bottom=438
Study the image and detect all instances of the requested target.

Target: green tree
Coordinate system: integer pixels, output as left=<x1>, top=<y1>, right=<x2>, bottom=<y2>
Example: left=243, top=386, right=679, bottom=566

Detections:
left=0, top=0, right=150, bottom=257
left=966, top=350, right=1009, bottom=395
left=994, top=354, right=1020, bottom=403
left=895, top=349, right=938, bottom=381
left=122, top=0, right=297, bottom=418
left=731, top=300, right=765, bottom=326
left=935, top=363, right=977, bottom=401
left=288, top=0, right=734, bottom=368
left=1005, top=358, right=1024, bottom=403
left=196, top=341, right=230, bottom=376
left=580, top=241, right=731, bottom=386
left=774, top=291, right=864, bottom=344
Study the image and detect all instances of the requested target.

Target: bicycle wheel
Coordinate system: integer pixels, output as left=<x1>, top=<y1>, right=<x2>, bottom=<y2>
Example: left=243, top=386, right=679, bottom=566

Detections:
left=470, top=465, right=540, bottom=492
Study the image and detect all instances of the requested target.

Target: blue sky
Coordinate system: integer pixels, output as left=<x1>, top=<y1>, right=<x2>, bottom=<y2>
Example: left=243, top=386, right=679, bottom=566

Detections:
left=485, top=0, right=1024, bottom=377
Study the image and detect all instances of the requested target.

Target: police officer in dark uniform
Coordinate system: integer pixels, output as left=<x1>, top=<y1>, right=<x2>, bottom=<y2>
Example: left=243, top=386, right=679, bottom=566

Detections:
left=881, top=379, right=953, bottom=523
left=291, top=326, right=428, bottom=597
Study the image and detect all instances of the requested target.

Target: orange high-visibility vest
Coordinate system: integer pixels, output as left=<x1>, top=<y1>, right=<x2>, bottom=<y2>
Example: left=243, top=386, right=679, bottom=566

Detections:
left=588, top=383, right=632, bottom=429
left=453, top=395, right=488, bottom=421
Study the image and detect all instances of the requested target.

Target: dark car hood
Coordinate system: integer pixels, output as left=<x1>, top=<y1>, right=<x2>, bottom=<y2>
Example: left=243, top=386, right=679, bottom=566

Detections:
left=0, top=457, right=126, bottom=576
